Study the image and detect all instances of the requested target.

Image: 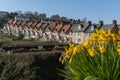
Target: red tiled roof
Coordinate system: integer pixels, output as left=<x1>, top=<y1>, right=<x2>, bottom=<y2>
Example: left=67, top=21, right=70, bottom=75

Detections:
left=13, top=20, right=17, bottom=25
left=69, top=24, right=78, bottom=31
left=32, top=21, right=37, bottom=27
left=62, top=24, right=71, bottom=33
left=36, top=22, right=42, bottom=29
left=26, top=21, right=33, bottom=26
left=55, top=23, right=63, bottom=32
left=48, top=23, right=57, bottom=31
left=21, top=21, right=26, bottom=26
left=8, top=20, right=13, bottom=24
left=16, top=20, right=21, bottom=25
left=41, top=23, right=49, bottom=30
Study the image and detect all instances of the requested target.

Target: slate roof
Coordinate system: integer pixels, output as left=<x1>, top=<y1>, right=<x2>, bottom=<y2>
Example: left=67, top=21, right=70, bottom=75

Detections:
left=100, top=24, right=114, bottom=31
left=73, top=22, right=90, bottom=32
left=85, top=24, right=99, bottom=33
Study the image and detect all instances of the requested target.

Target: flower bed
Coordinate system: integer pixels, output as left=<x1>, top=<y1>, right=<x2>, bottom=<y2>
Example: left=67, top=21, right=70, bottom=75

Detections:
left=59, top=29, right=120, bottom=80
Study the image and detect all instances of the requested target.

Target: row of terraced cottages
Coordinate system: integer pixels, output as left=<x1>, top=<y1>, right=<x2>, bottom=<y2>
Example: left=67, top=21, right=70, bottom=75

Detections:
left=3, top=20, right=77, bottom=42
left=3, top=20, right=120, bottom=44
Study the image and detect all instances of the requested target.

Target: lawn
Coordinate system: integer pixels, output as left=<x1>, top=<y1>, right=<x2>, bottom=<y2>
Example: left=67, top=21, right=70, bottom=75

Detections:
left=0, top=33, right=13, bottom=42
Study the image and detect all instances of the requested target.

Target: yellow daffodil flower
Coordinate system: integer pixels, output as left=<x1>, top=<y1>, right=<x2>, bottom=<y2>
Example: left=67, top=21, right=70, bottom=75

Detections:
left=73, top=47, right=77, bottom=56
left=99, top=47, right=106, bottom=54
left=116, top=44, right=120, bottom=55
left=88, top=49, right=96, bottom=57
left=69, top=57, right=72, bottom=64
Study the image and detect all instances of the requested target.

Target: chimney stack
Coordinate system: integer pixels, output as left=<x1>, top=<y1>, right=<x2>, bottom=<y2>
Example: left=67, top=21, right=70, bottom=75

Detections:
left=112, top=20, right=117, bottom=25
left=99, top=20, right=103, bottom=26
left=87, top=21, right=92, bottom=26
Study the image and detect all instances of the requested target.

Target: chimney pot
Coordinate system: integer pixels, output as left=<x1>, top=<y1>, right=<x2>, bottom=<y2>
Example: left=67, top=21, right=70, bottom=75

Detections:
left=112, top=20, right=117, bottom=25
left=99, top=20, right=103, bottom=26
left=87, top=21, right=92, bottom=26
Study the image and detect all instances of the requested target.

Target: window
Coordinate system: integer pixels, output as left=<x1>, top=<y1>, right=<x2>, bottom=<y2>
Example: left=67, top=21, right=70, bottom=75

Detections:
left=85, top=33, right=89, bottom=37
left=89, top=33, right=92, bottom=36
left=78, top=39, right=81, bottom=42
left=78, top=33, right=80, bottom=36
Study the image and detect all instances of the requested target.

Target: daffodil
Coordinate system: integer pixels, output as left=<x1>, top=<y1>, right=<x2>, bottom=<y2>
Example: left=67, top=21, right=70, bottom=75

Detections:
left=105, top=34, right=111, bottom=40
left=83, top=40, right=89, bottom=48
left=116, top=43, right=120, bottom=55
left=99, top=29, right=106, bottom=34
left=99, top=47, right=106, bottom=54
left=88, top=49, right=96, bottom=57
left=73, top=47, right=77, bottom=56
left=69, top=57, right=72, bottom=64
left=65, top=51, right=70, bottom=59
left=118, top=31, right=120, bottom=36
left=91, top=37, right=97, bottom=42
left=76, top=45, right=81, bottom=53
left=98, top=34, right=106, bottom=44
left=111, top=34, right=117, bottom=43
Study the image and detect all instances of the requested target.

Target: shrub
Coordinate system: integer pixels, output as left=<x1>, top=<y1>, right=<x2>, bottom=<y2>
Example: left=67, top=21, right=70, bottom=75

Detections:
left=59, top=29, right=120, bottom=80
left=0, top=52, right=64, bottom=80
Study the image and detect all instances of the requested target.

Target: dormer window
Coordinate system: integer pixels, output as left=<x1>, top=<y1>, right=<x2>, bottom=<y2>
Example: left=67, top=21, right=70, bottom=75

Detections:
left=49, top=34, right=52, bottom=39
left=43, top=33, right=46, bottom=36
left=64, top=37, right=67, bottom=41
left=56, top=35, right=60, bottom=40
left=91, top=25, right=97, bottom=30
left=30, top=31, right=33, bottom=35
left=26, top=30, right=29, bottom=36
left=35, top=32, right=38, bottom=36
left=78, top=24, right=81, bottom=29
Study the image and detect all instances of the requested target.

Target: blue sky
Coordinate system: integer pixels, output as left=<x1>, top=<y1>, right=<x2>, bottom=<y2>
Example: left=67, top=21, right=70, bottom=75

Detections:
left=0, top=0, right=120, bottom=23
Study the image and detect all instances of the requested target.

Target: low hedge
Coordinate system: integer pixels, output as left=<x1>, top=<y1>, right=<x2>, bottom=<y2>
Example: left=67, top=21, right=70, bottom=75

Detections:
left=0, top=52, right=64, bottom=80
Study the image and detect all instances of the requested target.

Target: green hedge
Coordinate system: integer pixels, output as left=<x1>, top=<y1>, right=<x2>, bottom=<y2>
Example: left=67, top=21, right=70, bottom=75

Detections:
left=0, top=52, right=64, bottom=80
